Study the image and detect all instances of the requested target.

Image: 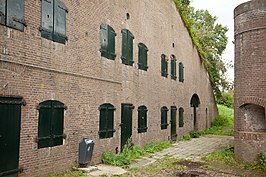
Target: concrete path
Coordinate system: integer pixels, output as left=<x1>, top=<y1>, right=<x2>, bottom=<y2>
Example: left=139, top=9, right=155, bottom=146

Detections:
left=81, top=135, right=234, bottom=176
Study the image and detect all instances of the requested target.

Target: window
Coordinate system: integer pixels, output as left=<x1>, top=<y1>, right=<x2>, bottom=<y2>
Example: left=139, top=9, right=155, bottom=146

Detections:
left=99, top=103, right=116, bottom=139
left=138, top=43, right=148, bottom=71
left=121, top=29, right=134, bottom=66
left=0, top=0, right=25, bottom=31
left=138, top=105, right=148, bottom=133
left=161, top=54, right=168, bottom=77
left=38, top=100, right=66, bottom=149
left=171, top=55, right=177, bottom=80
left=179, top=62, right=184, bottom=82
left=40, top=0, right=68, bottom=44
left=179, top=107, right=184, bottom=127
left=100, top=24, right=116, bottom=60
left=161, top=106, right=169, bottom=129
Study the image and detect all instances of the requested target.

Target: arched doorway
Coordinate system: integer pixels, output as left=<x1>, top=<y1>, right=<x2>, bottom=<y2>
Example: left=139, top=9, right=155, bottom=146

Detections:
left=190, top=94, right=200, bottom=130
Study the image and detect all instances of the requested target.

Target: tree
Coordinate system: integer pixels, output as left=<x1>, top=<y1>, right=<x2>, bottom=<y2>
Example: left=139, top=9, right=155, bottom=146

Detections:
left=174, top=0, right=229, bottom=99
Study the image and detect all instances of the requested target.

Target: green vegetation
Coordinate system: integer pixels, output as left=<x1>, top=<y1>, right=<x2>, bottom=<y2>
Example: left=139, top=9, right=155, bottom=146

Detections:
left=48, top=165, right=87, bottom=177
left=180, top=134, right=191, bottom=141
left=174, top=0, right=231, bottom=99
left=258, top=153, right=266, bottom=171
left=206, top=146, right=235, bottom=165
left=217, top=91, right=234, bottom=108
left=121, top=156, right=186, bottom=177
left=202, top=104, right=234, bottom=136
left=101, top=141, right=172, bottom=166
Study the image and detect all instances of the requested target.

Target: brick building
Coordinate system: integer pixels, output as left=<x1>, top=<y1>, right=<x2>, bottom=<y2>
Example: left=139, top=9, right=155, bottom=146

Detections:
left=0, top=0, right=217, bottom=176
left=234, top=0, right=266, bottom=163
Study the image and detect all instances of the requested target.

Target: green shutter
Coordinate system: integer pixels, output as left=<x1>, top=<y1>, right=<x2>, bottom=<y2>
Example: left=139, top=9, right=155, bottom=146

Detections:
left=171, top=55, right=176, bottom=80
left=38, top=100, right=65, bottom=148
left=0, top=0, right=6, bottom=25
left=54, top=0, right=67, bottom=44
left=100, top=24, right=108, bottom=58
left=108, top=25, right=116, bottom=59
left=138, top=106, right=147, bottom=133
left=179, top=62, right=184, bottom=82
left=41, top=0, right=54, bottom=40
left=121, top=29, right=134, bottom=66
left=161, top=55, right=168, bottom=77
left=6, top=0, right=25, bottom=31
left=128, top=30, right=134, bottom=66
left=121, top=29, right=128, bottom=65
left=38, top=101, right=53, bottom=148
left=99, top=105, right=108, bottom=138
left=51, top=101, right=64, bottom=146
left=99, top=103, right=115, bottom=139
left=161, top=106, right=168, bottom=129
left=179, top=107, right=184, bottom=127
left=138, top=43, right=148, bottom=71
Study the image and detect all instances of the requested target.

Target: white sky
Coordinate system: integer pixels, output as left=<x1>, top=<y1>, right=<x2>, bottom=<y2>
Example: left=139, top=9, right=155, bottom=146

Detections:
left=191, top=0, right=249, bottom=81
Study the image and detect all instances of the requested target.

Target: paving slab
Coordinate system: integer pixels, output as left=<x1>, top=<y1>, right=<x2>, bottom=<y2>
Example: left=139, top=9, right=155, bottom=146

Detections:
left=85, top=135, right=234, bottom=176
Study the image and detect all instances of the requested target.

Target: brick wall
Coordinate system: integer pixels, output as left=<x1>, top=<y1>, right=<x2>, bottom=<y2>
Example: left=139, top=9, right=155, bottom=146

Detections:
left=0, top=0, right=217, bottom=176
left=234, top=0, right=266, bottom=162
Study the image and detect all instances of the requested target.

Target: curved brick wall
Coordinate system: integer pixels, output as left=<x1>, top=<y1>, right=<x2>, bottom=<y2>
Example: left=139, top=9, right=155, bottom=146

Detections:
left=234, top=0, right=266, bottom=162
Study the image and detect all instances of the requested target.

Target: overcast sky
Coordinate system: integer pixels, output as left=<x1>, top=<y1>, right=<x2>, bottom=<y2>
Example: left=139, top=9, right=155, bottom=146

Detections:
left=191, top=0, right=249, bottom=81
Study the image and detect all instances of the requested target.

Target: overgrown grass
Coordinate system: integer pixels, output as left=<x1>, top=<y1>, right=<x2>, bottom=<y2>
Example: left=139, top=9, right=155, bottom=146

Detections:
left=181, top=104, right=234, bottom=141
left=203, top=104, right=234, bottom=136
left=102, top=141, right=172, bottom=166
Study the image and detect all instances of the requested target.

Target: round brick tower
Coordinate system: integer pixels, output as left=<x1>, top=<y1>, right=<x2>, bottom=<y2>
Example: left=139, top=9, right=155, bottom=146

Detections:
left=234, top=0, right=266, bottom=162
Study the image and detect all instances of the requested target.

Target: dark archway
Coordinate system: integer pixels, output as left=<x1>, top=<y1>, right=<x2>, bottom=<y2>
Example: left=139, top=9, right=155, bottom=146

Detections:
left=190, top=94, right=200, bottom=130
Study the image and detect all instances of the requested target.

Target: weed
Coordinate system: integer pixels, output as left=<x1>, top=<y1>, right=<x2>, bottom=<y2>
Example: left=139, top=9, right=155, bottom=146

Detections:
left=258, top=152, right=266, bottom=171
left=101, top=141, right=172, bottom=166
left=189, top=130, right=201, bottom=138
left=181, top=134, right=191, bottom=141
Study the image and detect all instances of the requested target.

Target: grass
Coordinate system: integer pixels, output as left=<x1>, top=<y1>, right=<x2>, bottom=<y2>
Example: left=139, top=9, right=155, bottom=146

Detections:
left=101, top=141, right=172, bottom=167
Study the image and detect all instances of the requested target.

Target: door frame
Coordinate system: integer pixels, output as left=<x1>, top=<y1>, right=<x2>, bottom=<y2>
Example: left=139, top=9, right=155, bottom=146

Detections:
left=0, top=96, right=24, bottom=177
left=120, top=103, right=133, bottom=151
left=170, top=106, right=177, bottom=141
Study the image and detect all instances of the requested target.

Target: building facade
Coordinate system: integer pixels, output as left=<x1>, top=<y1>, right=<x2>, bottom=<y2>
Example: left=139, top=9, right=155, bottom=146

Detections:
left=234, top=0, right=266, bottom=163
left=0, top=0, right=217, bottom=176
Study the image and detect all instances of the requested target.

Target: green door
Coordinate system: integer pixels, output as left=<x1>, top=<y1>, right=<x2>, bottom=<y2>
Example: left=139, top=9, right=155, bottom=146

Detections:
left=121, top=103, right=133, bottom=151
left=170, top=106, right=177, bottom=141
left=0, top=97, right=23, bottom=177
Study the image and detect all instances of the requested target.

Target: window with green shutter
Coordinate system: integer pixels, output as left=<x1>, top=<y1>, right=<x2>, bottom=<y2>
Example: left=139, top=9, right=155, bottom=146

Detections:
left=38, top=100, right=66, bottom=149
left=179, top=107, right=184, bottom=127
left=99, top=103, right=116, bottom=139
left=138, top=105, right=148, bottom=133
left=161, top=54, right=168, bottom=77
left=161, top=106, right=168, bottom=129
left=0, top=0, right=25, bottom=31
left=100, top=24, right=116, bottom=60
left=121, top=29, right=134, bottom=66
left=179, top=62, right=184, bottom=82
left=138, top=43, right=148, bottom=71
left=171, top=55, right=177, bottom=80
left=40, top=0, right=68, bottom=44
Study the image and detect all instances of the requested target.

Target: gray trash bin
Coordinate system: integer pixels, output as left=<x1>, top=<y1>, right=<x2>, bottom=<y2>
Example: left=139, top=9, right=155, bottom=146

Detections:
left=79, top=138, right=94, bottom=164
